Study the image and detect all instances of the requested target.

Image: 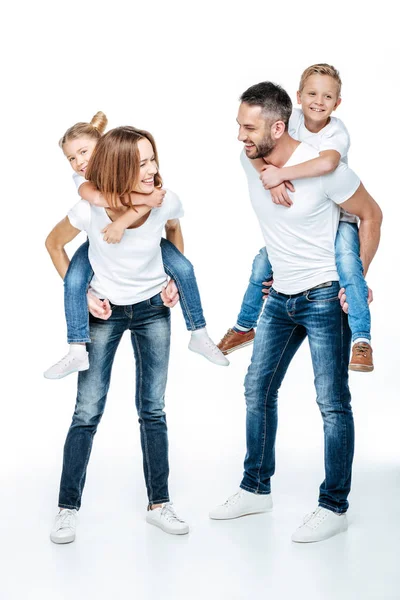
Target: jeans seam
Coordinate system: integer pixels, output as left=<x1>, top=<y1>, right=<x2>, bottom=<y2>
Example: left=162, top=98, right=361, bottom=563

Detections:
left=255, top=324, right=300, bottom=493
left=77, top=429, right=95, bottom=508
left=340, top=309, right=348, bottom=496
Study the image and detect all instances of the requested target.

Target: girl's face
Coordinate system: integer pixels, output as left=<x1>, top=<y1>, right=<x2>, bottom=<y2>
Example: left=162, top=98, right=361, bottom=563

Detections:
left=133, top=137, right=158, bottom=194
left=63, top=137, right=97, bottom=176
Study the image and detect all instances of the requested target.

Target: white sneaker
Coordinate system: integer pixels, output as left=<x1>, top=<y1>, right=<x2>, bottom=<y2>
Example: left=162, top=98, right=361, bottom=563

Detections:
left=209, top=488, right=273, bottom=520
left=44, top=349, right=89, bottom=379
left=291, top=506, right=348, bottom=543
left=189, top=332, right=229, bottom=366
left=146, top=502, right=189, bottom=535
left=50, top=509, right=77, bottom=544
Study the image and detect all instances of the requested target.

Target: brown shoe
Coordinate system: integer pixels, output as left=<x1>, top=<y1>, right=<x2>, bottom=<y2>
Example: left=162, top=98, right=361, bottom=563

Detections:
left=349, top=342, right=374, bottom=372
left=217, top=328, right=255, bottom=355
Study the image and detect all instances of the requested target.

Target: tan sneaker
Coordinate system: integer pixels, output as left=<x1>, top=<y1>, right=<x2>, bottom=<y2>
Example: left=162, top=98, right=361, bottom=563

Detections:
left=349, top=342, right=374, bottom=372
left=217, top=328, right=255, bottom=355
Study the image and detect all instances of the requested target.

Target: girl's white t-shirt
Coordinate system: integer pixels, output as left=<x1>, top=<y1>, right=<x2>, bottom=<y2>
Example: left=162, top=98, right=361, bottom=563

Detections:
left=67, top=190, right=184, bottom=305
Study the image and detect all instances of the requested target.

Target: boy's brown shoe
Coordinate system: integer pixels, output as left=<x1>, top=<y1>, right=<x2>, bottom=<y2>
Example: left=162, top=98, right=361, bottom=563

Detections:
left=349, top=342, right=374, bottom=372
left=217, top=328, right=255, bottom=355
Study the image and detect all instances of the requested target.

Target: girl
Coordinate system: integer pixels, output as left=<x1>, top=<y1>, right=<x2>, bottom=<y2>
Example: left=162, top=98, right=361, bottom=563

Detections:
left=44, top=112, right=228, bottom=379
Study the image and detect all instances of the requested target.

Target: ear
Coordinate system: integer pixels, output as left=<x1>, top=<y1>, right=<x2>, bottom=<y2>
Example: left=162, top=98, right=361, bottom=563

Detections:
left=333, top=97, right=342, bottom=111
left=296, top=90, right=301, bottom=104
left=271, top=121, right=286, bottom=140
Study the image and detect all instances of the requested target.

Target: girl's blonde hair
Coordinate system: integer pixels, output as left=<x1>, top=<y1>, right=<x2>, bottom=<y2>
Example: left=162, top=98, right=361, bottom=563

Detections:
left=299, top=64, right=342, bottom=97
left=85, top=126, right=163, bottom=208
left=59, top=111, right=108, bottom=147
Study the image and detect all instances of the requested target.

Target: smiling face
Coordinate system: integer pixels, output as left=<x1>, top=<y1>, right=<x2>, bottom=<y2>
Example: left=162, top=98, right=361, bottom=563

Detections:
left=63, top=137, right=98, bottom=176
left=297, top=74, right=341, bottom=127
left=237, top=102, right=276, bottom=159
left=133, top=137, right=158, bottom=194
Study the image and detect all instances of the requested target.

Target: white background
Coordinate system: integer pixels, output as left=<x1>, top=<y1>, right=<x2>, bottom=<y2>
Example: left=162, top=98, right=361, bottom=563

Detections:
left=1, top=1, right=399, bottom=599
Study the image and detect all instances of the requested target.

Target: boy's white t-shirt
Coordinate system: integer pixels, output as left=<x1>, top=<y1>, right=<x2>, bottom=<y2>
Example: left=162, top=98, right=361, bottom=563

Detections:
left=241, top=143, right=360, bottom=294
left=289, top=108, right=356, bottom=224
left=67, top=190, right=184, bottom=305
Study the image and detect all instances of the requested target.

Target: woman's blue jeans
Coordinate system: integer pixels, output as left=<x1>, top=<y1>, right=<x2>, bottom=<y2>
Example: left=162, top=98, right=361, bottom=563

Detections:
left=236, top=222, right=371, bottom=342
left=241, top=281, right=354, bottom=513
left=58, top=294, right=171, bottom=509
left=64, top=238, right=206, bottom=343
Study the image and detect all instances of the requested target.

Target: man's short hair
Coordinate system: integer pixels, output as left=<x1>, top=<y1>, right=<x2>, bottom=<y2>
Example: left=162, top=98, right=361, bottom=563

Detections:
left=240, top=82, right=292, bottom=127
left=299, top=63, right=342, bottom=97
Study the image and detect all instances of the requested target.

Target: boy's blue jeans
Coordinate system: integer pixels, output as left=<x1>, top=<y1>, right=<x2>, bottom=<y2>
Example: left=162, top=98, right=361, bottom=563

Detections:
left=64, top=238, right=206, bottom=343
left=236, top=222, right=371, bottom=342
left=59, top=295, right=171, bottom=509
left=241, top=281, right=354, bottom=513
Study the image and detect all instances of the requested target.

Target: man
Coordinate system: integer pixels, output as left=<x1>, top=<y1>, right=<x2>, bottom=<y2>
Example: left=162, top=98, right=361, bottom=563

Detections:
left=210, top=82, right=382, bottom=543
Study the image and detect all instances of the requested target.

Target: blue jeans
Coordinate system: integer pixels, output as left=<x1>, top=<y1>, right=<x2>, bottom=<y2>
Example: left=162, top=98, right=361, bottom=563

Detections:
left=58, top=294, right=171, bottom=509
left=237, top=222, right=371, bottom=341
left=241, top=281, right=354, bottom=513
left=64, top=238, right=206, bottom=343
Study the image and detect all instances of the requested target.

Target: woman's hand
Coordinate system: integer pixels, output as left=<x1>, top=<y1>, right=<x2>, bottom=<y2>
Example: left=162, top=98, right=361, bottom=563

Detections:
left=338, top=286, right=373, bottom=314
left=87, top=291, right=112, bottom=319
left=262, top=280, right=273, bottom=299
left=101, top=222, right=125, bottom=244
left=160, top=280, right=179, bottom=308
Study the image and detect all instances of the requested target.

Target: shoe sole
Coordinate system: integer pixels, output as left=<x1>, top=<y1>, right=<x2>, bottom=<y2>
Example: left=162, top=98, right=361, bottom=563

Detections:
left=50, top=533, right=75, bottom=544
left=146, top=519, right=189, bottom=535
left=188, top=347, right=229, bottom=366
left=291, top=523, right=348, bottom=543
left=209, top=507, right=273, bottom=520
left=44, top=364, right=90, bottom=380
left=349, top=364, right=374, bottom=372
left=219, top=339, right=255, bottom=355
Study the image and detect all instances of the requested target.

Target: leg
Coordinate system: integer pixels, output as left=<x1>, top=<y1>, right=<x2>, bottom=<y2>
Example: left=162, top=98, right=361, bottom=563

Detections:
left=160, top=238, right=206, bottom=331
left=58, top=308, right=127, bottom=509
left=130, top=295, right=172, bottom=505
left=236, top=247, right=273, bottom=330
left=64, top=240, right=93, bottom=343
left=335, top=222, right=371, bottom=342
left=241, top=289, right=306, bottom=494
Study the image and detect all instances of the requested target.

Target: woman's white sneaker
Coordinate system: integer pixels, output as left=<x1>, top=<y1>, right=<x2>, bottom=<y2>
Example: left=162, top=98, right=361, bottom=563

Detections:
left=291, top=506, right=348, bottom=543
left=44, top=348, right=89, bottom=379
left=146, top=502, right=189, bottom=535
left=50, top=509, right=77, bottom=544
left=209, top=488, right=273, bottom=520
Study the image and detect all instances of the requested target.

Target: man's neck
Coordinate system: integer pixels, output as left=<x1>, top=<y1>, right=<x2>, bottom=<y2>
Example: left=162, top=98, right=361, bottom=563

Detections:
left=262, top=134, right=301, bottom=168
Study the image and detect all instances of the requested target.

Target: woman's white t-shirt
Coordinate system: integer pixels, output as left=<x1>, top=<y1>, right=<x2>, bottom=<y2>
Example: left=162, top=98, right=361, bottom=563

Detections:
left=67, top=190, right=184, bottom=305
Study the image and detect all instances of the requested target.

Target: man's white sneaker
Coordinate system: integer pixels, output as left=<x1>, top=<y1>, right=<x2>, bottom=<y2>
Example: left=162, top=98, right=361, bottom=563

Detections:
left=291, top=506, right=348, bottom=543
left=209, top=488, right=273, bottom=520
left=50, top=509, right=77, bottom=544
left=146, top=502, right=189, bottom=535
left=189, top=331, right=229, bottom=366
left=44, top=349, right=89, bottom=379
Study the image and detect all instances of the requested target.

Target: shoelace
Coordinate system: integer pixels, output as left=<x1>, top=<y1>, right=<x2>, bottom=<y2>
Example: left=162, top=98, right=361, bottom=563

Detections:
left=53, top=353, right=79, bottom=368
left=56, top=509, right=75, bottom=530
left=160, top=503, right=186, bottom=523
left=204, top=337, right=224, bottom=356
left=302, top=508, right=327, bottom=528
left=222, top=491, right=242, bottom=507
left=354, top=344, right=370, bottom=357
left=220, top=328, right=235, bottom=342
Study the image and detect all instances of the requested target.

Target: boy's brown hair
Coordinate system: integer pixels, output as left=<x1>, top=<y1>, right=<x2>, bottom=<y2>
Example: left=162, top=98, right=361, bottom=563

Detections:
left=85, top=126, right=163, bottom=208
left=299, top=64, right=342, bottom=97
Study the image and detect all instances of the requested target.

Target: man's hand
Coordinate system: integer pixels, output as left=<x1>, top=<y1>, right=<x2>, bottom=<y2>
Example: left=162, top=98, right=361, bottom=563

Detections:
left=262, top=280, right=273, bottom=299
left=146, top=188, right=166, bottom=208
left=270, top=182, right=295, bottom=207
left=160, top=279, right=179, bottom=308
left=87, top=291, right=112, bottom=319
left=260, top=165, right=285, bottom=189
left=101, top=222, right=125, bottom=244
left=338, top=286, right=373, bottom=314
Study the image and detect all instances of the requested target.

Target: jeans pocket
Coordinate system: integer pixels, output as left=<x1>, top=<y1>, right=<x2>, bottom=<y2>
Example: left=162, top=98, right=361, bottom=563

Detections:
left=148, top=293, right=166, bottom=308
left=306, top=282, right=340, bottom=302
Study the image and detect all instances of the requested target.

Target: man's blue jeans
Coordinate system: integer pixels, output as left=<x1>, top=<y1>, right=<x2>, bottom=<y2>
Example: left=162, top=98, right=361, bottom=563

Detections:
left=236, top=222, right=371, bottom=342
left=58, top=294, right=171, bottom=509
left=241, top=281, right=354, bottom=514
left=64, top=238, right=206, bottom=343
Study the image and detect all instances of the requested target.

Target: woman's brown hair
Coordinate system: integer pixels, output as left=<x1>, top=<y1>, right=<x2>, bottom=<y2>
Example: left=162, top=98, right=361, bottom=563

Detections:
left=59, top=111, right=108, bottom=147
left=85, top=126, right=163, bottom=208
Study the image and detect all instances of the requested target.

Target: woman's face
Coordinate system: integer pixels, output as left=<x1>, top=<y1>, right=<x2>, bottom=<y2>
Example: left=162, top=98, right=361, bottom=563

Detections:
left=63, top=137, right=97, bottom=176
left=134, top=138, right=158, bottom=194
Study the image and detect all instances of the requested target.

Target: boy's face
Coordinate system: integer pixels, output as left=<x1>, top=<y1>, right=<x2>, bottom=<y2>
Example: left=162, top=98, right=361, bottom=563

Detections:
left=297, top=75, right=341, bottom=126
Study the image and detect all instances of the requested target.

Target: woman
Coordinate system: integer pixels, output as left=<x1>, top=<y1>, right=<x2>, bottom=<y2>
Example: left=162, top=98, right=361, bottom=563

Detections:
left=46, top=126, right=189, bottom=542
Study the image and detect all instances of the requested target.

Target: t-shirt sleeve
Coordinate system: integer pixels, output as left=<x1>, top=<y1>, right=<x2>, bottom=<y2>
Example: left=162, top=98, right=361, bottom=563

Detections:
left=288, top=108, right=302, bottom=137
left=67, top=200, right=91, bottom=231
left=72, top=172, right=87, bottom=192
left=166, top=190, right=184, bottom=220
left=322, top=162, right=360, bottom=205
left=318, top=118, right=350, bottom=158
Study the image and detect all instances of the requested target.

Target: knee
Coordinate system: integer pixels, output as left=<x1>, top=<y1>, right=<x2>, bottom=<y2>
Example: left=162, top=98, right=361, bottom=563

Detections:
left=173, top=254, right=195, bottom=280
left=64, top=266, right=91, bottom=294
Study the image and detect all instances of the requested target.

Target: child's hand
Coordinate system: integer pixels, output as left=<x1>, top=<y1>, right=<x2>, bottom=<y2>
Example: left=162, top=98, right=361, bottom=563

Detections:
left=270, top=182, right=295, bottom=207
left=101, top=222, right=125, bottom=244
left=260, top=165, right=285, bottom=189
left=146, top=188, right=166, bottom=208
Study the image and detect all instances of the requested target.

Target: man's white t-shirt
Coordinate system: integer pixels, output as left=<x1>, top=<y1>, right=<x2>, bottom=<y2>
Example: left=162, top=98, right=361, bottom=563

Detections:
left=289, top=108, right=356, bottom=224
left=241, top=143, right=360, bottom=294
left=68, top=190, right=184, bottom=305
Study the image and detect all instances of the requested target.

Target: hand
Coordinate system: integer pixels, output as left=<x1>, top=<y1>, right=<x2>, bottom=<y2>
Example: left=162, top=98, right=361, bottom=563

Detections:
left=270, top=182, right=294, bottom=207
left=260, top=165, right=284, bottom=189
left=338, top=286, right=373, bottom=314
left=101, top=222, right=125, bottom=244
left=160, top=279, right=179, bottom=308
left=262, top=280, right=273, bottom=299
left=146, top=188, right=166, bottom=208
left=87, top=291, right=112, bottom=320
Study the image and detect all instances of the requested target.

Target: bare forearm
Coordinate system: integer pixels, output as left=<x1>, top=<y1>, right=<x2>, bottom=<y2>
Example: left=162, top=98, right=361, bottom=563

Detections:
left=358, top=219, right=381, bottom=276
left=166, top=226, right=184, bottom=253
left=281, top=156, right=337, bottom=181
left=45, top=244, right=70, bottom=279
left=117, top=205, right=152, bottom=228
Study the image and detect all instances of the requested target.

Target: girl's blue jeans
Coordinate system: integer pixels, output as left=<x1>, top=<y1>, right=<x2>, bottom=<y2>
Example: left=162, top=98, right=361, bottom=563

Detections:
left=64, top=238, right=206, bottom=343
left=236, top=221, right=371, bottom=342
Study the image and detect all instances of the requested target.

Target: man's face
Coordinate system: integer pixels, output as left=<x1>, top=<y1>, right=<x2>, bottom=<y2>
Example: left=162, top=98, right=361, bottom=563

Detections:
left=237, top=103, right=275, bottom=159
